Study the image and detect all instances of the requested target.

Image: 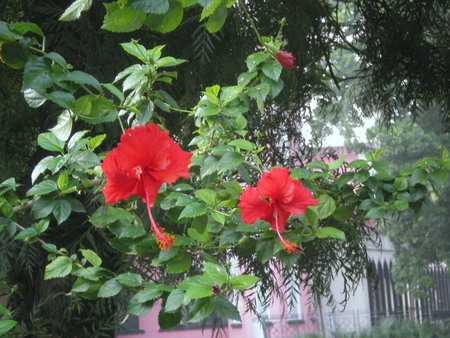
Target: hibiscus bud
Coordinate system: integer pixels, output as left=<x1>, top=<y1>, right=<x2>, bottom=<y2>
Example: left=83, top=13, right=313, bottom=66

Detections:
left=276, top=50, right=296, bottom=69
left=212, top=285, right=221, bottom=295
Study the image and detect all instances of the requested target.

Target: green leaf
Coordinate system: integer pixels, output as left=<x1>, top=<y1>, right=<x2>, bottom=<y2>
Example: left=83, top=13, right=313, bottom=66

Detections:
left=0, top=42, right=28, bottom=69
left=129, top=0, right=170, bottom=14
left=165, top=289, right=186, bottom=312
left=59, top=0, right=93, bottom=21
left=394, top=177, right=408, bottom=191
left=38, top=132, right=65, bottom=153
left=26, top=180, right=58, bottom=197
left=102, top=3, right=146, bottom=33
left=66, top=197, right=86, bottom=213
left=220, top=85, right=244, bottom=102
left=247, top=83, right=270, bottom=102
left=47, top=91, right=76, bottom=109
left=229, top=275, right=259, bottom=290
left=32, top=196, right=56, bottom=218
left=203, top=262, right=228, bottom=285
left=57, top=171, right=69, bottom=191
left=159, top=308, right=183, bottom=329
left=195, top=189, right=217, bottom=205
left=49, top=111, right=72, bottom=142
left=68, top=151, right=99, bottom=169
left=145, top=0, right=184, bottom=33
left=214, top=297, right=241, bottom=321
left=238, top=71, right=257, bottom=87
left=116, top=272, right=143, bottom=287
left=167, top=251, right=192, bottom=274
left=120, top=41, right=147, bottom=62
left=355, top=170, right=370, bottom=183
left=22, top=57, right=53, bottom=92
left=102, top=83, right=125, bottom=103
left=0, top=319, right=17, bottom=336
left=218, top=151, right=244, bottom=174
left=222, top=181, right=242, bottom=199
left=80, top=249, right=102, bottom=267
left=332, top=205, right=356, bottom=221
left=262, top=60, right=282, bottom=81
left=179, top=203, right=207, bottom=219
left=23, top=89, right=47, bottom=108
left=246, top=52, right=270, bottom=72
left=156, top=56, right=187, bottom=68
left=11, top=22, right=45, bottom=37
left=317, top=194, right=336, bottom=219
left=15, top=227, right=38, bottom=241
left=41, top=243, right=57, bottom=253
left=127, top=298, right=154, bottom=316
left=199, top=156, right=220, bottom=178
left=44, top=52, right=67, bottom=67
left=365, top=207, right=387, bottom=219
left=199, top=0, right=222, bottom=20
left=348, top=159, right=369, bottom=170
left=87, top=134, right=106, bottom=150
left=205, top=1, right=227, bottom=33
left=134, top=284, right=164, bottom=303
left=73, top=95, right=117, bottom=124
left=229, top=139, right=254, bottom=151
left=392, top=199, right=409, bottom=211
left=187, top=228, right=208, bottom=243
left=429, top=170, right=449, bottom=187
left=35, top=219, right=50, bottom=234
left=328, top=157, right=346, bottom=171
left=53, top=199, right=72, bottom=224
left=185, top=283, right=213, bottom=301
left=315, top=226, right=346, bottom=240
left=411, top=169, right=428, bottom=186
left=64, top=70, right=101, bottom=91
left=44, top=256, right=73, bottom=279
left=108, top=219, right=147, bottom=239
left=98, top=278, right=123, bottom=298
left=188, top=298, right=215, bottom=323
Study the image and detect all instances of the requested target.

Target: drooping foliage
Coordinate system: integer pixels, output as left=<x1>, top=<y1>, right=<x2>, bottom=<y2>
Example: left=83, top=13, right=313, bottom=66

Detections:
left=0, top=0, right=448, bottom=336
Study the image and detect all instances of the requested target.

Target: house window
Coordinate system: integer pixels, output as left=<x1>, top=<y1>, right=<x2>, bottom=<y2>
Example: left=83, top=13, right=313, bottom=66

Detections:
left=116, top=314, right=145, bottom=335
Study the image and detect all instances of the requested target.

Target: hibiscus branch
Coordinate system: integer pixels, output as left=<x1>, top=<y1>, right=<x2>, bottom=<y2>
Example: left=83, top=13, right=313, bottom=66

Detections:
left=238, top=0, right=263, bottom=45
left=12, top=179, right=101, bottom=215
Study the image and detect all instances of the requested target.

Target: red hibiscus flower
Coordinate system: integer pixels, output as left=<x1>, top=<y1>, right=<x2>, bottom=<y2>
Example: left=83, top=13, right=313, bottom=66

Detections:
left=276, top=50, right=296, bottom=69
left=238, top=167, right=318, bottom=254
left=100, top=123, right=192, bottom=250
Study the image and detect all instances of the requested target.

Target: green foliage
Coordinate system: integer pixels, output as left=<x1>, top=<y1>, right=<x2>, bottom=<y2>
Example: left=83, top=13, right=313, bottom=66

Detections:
left=366, top=112, right=450, bottom=297
left=0, top=1, right=449, bottom=336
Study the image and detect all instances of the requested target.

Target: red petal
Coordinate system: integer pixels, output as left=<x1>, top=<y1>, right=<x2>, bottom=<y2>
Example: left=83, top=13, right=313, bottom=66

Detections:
left=238, top=186, right=273, bottom=224
left=257, top=167, right=294, bottom=204
left=100, top=148, right=140, bottom=204
left=140, top=173, right=163, bottom=207
left=116, top=124, right=168, bottom=172
left=117, top=124, right=191, bottom=182
left=281, top=180, right=318, bottom=215
left=274, top=206, right=290, bottom=233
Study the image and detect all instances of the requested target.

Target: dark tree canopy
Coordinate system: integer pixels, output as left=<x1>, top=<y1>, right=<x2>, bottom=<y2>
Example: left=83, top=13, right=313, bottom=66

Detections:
left=0, top=0, right=449, bottom=336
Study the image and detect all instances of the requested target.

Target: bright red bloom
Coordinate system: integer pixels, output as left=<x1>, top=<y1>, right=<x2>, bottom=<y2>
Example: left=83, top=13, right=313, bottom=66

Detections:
left=275, top=50, right=296, bottom=69
left=238, top=167, right=318, bottom=254
left=100, top=123, right=192, bottom=250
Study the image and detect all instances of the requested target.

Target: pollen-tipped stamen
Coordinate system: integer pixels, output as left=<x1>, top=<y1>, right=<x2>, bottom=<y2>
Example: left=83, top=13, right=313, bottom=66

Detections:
left=274, top=212, right=303, bottom=254
left=146, top=193, right=174, bottom=250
